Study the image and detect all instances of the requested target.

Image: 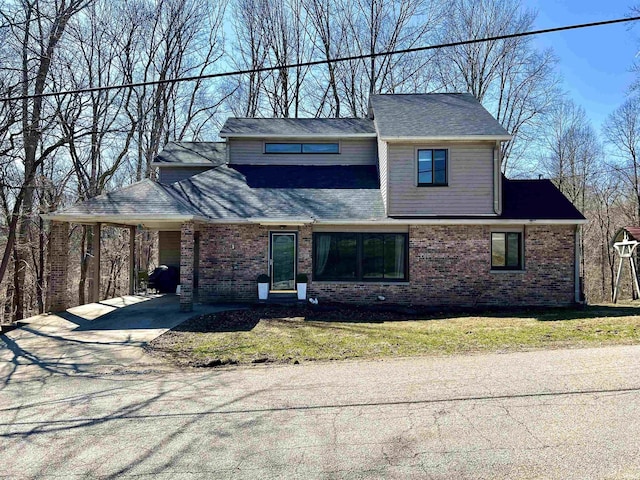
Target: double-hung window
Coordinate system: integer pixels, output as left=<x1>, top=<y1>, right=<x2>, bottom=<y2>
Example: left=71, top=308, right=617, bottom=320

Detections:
left=491, top=232, right=523, bottom=270
left=417, top=149, right=447, bottom=186
left=313, top=233, right=408, bottom=281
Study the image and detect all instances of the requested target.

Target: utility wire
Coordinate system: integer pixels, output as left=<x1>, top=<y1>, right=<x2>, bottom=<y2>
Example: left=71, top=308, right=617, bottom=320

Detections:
left=1, top=15, right=639, bottom=103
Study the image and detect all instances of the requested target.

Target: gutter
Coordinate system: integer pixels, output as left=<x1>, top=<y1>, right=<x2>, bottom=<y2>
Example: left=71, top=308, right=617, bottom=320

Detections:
left=493, top=141, right=502, bottom=215
left=380, top=135, right=513, bottom=142
left=40, top=214, right=210, bottom=225
left=219, top=133, right=377, bottom=139
left=40, top=214, right=587, bottom=227
left=315, top=219, right=588, bottom=225
left=575, top=224, right=584, bottom=303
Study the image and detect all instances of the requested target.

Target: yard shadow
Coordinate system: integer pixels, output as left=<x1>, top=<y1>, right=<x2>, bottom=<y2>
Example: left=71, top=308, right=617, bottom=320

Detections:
left=160, top=302, right=640, bottom=333
left=532, top=304, right=640, bottom=322
left=304, top=303, right=640, bottom=324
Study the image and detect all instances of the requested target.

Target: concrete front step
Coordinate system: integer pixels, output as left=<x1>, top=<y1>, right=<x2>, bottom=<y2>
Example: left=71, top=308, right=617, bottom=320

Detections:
left=261, top=293, right=307, bottom=306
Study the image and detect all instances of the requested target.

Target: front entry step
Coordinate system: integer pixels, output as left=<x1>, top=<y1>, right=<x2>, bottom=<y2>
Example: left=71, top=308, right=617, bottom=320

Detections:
left=261, top=292, right=305, bottom=306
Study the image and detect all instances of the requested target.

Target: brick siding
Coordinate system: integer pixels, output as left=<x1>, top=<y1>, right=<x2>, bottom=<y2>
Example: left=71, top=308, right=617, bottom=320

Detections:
left=189, top=223, right=576, bottom=307
left=198, top=224, right=270, bottom=302
left=46, top=221, right=70, bottom=312
left=179, top=222, right=195, bottom=311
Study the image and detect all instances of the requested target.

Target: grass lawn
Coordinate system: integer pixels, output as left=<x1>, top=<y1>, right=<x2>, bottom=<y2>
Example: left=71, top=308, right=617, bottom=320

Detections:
left=147, top=304, right=640, bottom=367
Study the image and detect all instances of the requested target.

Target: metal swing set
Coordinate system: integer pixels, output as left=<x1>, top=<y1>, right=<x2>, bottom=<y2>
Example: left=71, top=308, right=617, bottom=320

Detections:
left=612, top=227, right=640, bottom=303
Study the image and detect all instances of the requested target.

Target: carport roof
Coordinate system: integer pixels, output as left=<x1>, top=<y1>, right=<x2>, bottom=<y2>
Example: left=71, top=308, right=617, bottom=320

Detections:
left=44, top=179, right=206, bottom=226
left=44, top=164, right=386, bottom=225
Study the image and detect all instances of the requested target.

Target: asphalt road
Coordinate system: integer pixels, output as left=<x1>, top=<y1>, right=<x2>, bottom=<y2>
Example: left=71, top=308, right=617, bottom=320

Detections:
left=3, top=344, right=640, bottom=479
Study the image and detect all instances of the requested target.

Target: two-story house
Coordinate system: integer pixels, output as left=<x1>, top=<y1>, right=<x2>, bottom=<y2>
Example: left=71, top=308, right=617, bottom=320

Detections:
left=45, top=93, right=586, bottom=312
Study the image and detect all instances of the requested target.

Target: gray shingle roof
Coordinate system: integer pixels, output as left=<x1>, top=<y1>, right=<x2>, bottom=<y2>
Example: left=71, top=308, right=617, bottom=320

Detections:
left=55, top=179, right=198, bottom=218
left=500, top=178, right=585, bottom=221
left=48, top=168, right=584, bottom=224
left=152, top=141, right=226, bottom=166
left=369, top=93, right=511, bottom=139
left=167, top=165, right=385, bottom=221
left=219, top=118, right=376, bottom=137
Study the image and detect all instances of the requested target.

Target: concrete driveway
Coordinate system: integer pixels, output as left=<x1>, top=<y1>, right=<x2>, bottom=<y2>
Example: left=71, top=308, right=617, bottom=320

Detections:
left=0, top=295, right=241, bottom=380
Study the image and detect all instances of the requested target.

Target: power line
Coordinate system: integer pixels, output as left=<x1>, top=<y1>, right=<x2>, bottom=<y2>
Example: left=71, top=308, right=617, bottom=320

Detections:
left=1, top=15, right=639, bottom=103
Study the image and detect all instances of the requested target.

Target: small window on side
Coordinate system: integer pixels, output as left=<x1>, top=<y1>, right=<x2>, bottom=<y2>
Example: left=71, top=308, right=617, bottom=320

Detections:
left=491, top=232, right=523, bottom=270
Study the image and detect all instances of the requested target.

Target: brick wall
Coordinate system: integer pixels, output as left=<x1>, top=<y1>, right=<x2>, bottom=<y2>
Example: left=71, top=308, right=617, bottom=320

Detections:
left=310, top=225, right=576, bottom=307
left=46, top=221, right=70, bottom=312
left=179, top=222, right=195, bottom=311
left=193, top=223, right=576, bottom=307
left=198, top=224, right=270, bottom=302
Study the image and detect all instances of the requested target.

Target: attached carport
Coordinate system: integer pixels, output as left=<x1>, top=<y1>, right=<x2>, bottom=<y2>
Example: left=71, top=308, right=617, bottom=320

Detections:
left=42, top=179, right=207, bottom=312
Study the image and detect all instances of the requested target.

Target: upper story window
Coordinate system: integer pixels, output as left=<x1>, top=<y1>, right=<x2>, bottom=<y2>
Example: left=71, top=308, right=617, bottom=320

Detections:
left=265, top=142, right=339, bottom=154
left=417, top=149, right=447, bottom=186
left=491, top=232, right=523, bottom=270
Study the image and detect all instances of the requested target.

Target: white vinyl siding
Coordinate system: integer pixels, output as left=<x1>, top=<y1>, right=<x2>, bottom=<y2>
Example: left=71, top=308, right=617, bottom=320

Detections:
left=228, top=137, right=377, bottom=165
left=387, top=142, right=495, bottom=215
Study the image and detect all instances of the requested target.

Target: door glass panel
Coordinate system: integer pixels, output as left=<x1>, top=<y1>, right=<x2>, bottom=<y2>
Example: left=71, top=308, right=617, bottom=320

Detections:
left=272, top=234, right=295, bottom=290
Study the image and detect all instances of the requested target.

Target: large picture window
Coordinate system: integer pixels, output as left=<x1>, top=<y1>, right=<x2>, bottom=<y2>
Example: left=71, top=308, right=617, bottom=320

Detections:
left=265, top=142, right=339, bottom=154
left=491, top=232, right=523, bottom=270
left=417, top=149, right=447, bottom=186
left=313, top=233, right=408, bottom=281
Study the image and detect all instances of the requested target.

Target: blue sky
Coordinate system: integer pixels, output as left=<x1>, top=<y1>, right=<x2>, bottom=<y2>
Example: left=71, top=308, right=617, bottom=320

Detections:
left=528, top=0, right=638, bottom=129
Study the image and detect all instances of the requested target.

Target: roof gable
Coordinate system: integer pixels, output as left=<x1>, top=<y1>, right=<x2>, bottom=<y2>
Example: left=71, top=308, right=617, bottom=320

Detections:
left=369, top=93, right=511, bottom=140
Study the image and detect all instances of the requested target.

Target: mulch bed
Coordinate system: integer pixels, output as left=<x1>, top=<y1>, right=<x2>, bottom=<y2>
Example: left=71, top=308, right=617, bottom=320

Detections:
left=172, top=304, right=423, bottom=333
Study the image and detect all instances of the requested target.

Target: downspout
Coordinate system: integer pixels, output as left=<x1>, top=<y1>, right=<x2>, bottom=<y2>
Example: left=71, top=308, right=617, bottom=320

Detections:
left=493, top=141, right=502, bottom=215
left=575, top=224, right=583, bottom=303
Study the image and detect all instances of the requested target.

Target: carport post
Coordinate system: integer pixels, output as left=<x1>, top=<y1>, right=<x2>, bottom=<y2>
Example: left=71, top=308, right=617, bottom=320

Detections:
left=180, top=221, right=195, bottom=311
left=129, top=226, right=136, bottom=295
left=46, top=221, right=70, bottom=312
left=89, top=223, right=101, bottom=303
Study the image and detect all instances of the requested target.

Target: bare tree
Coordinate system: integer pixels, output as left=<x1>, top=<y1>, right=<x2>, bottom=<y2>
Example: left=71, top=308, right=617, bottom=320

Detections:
left=435, top=0, right=559, bottom=173
left=341, top=0, right=442, bottom=116
left=0, top=0, right=92, bottom=320
left=603, top=96, right=640, bottom=223
left=114, top=0, right=228, bottom=181
left=539, top=99, right=600, bottom=210
left=300, top=0, right=346, bottom=116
